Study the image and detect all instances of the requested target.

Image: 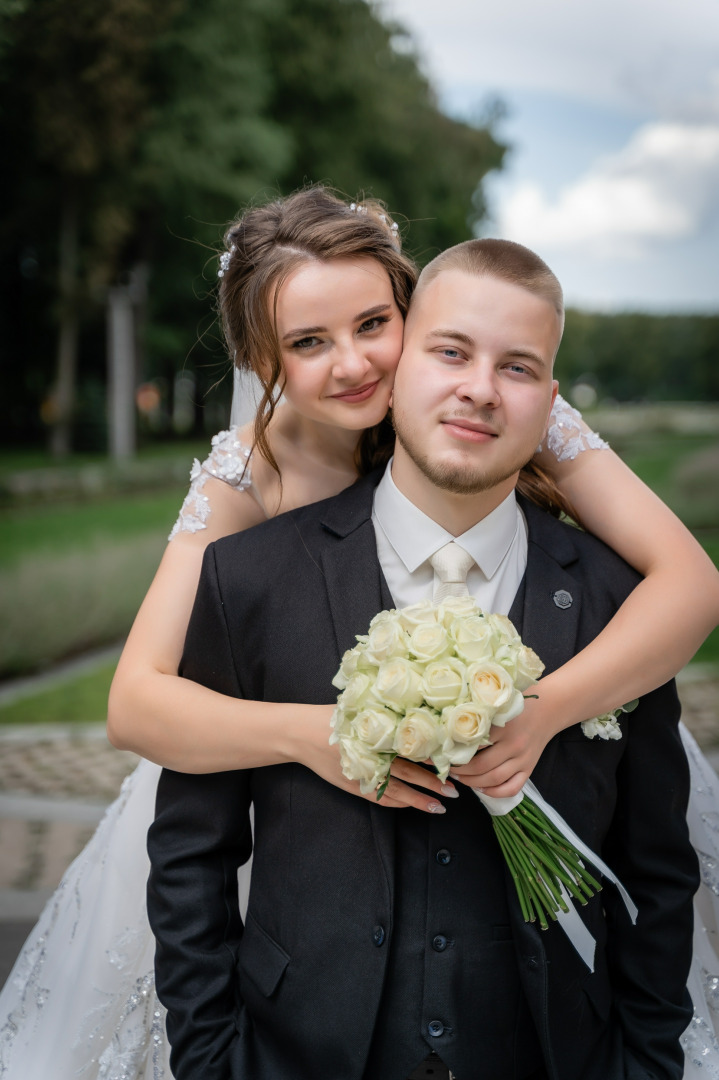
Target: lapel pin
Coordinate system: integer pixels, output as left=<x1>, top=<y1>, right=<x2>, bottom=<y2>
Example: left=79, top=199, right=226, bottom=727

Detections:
left=552, top=589, right=573, bottom=610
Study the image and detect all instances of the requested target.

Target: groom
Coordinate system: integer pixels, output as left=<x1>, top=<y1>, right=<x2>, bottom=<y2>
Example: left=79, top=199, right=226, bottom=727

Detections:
left=147, top=239, right=697, bottom=1080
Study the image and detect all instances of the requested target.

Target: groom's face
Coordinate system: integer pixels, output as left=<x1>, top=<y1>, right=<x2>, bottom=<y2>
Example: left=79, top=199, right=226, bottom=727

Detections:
left=391, top=269, right=560, bottom=498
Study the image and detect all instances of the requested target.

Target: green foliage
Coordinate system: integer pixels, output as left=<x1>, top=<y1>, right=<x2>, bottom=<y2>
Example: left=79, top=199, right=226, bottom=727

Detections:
left=557, top=310, right=719, bottom=403
left=1, top=0, right=506, bottom=452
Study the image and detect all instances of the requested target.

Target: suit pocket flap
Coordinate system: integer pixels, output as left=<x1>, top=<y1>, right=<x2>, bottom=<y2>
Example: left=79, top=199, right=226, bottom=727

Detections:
left=238, top=912, right=290, bottom=998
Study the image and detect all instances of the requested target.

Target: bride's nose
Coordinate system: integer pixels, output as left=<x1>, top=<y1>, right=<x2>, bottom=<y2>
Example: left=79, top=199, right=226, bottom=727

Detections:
left=331, top=341, right=371, bottom=382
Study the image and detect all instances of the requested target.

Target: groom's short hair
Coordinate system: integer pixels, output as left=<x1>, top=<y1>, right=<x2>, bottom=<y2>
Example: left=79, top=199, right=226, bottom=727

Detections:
left=412, top=238, right=564, bottom=328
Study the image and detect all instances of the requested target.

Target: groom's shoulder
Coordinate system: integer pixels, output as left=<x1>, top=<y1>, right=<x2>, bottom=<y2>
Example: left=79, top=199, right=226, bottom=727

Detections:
left=522, top=498, right=641, bottom=605
left=211, top=468, right=382, bottom=566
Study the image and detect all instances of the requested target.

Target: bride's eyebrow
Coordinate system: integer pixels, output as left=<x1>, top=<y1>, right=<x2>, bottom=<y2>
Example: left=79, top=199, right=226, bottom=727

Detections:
left=282, top=303, right=393, bottom=341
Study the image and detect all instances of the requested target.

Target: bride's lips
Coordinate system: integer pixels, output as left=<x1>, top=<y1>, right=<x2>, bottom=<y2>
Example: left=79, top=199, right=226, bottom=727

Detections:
left=441, top=418, right=498, bottom=443
left=330, top=379, right=381, bottom=403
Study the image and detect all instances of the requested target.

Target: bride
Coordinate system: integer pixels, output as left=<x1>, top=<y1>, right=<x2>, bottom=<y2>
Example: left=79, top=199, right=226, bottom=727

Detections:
left=1, top=185, right=718, bottom=1078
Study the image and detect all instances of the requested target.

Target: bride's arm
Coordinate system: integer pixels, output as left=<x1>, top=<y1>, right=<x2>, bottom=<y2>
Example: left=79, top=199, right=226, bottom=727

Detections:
left=107, top=444, right=450, bottom=812
left=457, top=396, right=719, bottom=796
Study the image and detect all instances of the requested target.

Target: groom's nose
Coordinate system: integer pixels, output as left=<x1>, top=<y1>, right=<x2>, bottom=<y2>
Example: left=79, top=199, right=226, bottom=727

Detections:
left=454, top=360, right=501, bottom=408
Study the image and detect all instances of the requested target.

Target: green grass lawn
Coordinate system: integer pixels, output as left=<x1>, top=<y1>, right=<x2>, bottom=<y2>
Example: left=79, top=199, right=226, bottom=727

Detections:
left=0, top=662, right=117, bottom=726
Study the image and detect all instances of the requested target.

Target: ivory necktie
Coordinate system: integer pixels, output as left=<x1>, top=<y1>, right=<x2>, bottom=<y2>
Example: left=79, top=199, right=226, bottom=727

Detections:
left=429, top=541, right=475, bottom=602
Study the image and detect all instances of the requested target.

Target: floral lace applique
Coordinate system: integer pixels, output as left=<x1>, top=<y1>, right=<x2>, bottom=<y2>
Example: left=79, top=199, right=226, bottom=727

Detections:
left=541, top=393, right=610, bottom=462
left=168, top=427, right=252, bottom=540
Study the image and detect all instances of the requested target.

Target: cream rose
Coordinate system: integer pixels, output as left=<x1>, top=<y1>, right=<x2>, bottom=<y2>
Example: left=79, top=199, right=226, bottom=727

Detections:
left=397, top=601, right=439, bottom=633
left=350, top=706, right=398, bottom=752
left=373, top=658, right=424, bottom=711
left=363, top=616, right=409, bottom=665
left=393, top=707, right=442, bottom=761
left=449, top=615, right=497, bottom=663
left=421, top=658, right=468, bottom=710
left=437, top=595, right=481, bottom=628
left=338, top=736, right=391, bottom=794
left=408, top=621, right=452, bottom=663
left=467, top=660, right=516, bottom=710
left=486, top=612, right=521, bottom=646
left=513, top=645, right=545, bottom=691
left=339, top=671, right=377, bottom=714
left=441, top=701, right=493, bottom=747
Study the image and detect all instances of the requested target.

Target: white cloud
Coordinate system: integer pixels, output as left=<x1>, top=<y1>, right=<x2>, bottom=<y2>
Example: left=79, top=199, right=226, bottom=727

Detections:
left=495, top=123, right=719, bottom=257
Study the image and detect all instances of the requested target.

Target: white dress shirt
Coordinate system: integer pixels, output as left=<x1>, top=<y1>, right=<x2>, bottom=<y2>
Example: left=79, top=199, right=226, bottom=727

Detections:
left=372, top=459, right=528, bottom=616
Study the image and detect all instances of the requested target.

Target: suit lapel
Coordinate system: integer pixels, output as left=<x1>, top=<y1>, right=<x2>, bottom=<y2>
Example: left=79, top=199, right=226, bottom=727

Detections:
left=318, top=473, right=396, bottom=886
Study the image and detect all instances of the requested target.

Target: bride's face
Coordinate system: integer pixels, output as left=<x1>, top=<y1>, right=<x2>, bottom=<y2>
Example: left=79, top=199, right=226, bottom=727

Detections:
left=274, top=257, right=404, bottom=431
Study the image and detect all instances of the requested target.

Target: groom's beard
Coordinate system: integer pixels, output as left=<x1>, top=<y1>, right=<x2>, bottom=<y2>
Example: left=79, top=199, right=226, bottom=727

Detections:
left=392, top=407, right=532, bottom=496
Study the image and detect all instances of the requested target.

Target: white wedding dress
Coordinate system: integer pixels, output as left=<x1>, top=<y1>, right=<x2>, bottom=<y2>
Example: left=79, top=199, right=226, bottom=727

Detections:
left=1, top=396, right=718, bottom=1079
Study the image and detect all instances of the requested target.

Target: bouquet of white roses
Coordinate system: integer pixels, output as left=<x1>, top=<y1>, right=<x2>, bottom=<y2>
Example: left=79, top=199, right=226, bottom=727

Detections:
left=330, top=597, right=606, bottom=932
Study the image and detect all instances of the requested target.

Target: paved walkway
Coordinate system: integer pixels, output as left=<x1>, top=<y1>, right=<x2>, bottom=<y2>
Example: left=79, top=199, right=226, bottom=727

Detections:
left=0, top=668, right=717, bottom=985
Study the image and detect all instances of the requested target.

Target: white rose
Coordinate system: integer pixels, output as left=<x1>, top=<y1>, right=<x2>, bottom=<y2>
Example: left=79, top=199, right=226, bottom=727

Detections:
left=351, top=706, right=398, bottom=752
left=363, top=615, right=409, bottom=665
left=329, top=704, right=353, bottom=742
left=421, top=658, right=468, bottom=710
left=397, top=601, right=439, bottom=633
left=437, top=595, right=481, bottom=628
left=486, top=612, right=521, bottom=646
left=338, top=736, right=392, bottom=794
left=332, top=644, right=372, bottom=689
left=467, top=660, right=516, bottom=710
left=408, top=621, right=452, bottom=663
left=449, top=615, right=497, bottom=663
left=393, top=707, right=442, bottom=761
left=367, top=608, right=397, bottom=631
left=490, top=688, right=526, bottom=727
left=441, top=701, right=493, bottom=747
left=513, top=645, right=545, bottom=691
left=582, top=715, right=623, bottom=741
left=373, top=658, right=424, bottom=711
left=339, top=672, right=377, bottom=714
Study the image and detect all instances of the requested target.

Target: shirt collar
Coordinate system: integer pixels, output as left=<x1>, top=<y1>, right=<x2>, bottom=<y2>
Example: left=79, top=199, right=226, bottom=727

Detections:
left=373, top=459, right=521, bottom=578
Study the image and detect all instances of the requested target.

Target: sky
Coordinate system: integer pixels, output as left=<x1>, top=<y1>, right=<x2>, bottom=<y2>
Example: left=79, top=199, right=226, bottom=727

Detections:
left=380, top=0, right=719, bottom=312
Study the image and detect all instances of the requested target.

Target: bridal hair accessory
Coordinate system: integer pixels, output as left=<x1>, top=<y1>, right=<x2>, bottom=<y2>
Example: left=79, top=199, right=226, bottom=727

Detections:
left=217, top=243, right=237, bottom=278
left=349, top=202, right=400, bottom=235
left=330, top=598, right=637, bottom=970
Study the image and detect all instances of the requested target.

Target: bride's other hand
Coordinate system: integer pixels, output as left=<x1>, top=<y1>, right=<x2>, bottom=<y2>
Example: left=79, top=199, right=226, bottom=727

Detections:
left=446, top=691, right=564, bottom=798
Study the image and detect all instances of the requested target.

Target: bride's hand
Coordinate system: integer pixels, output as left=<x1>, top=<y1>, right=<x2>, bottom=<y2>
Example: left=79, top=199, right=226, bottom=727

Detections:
left=292, top=705, right=457, bottom=814
left=447, top=693, right=564, bottom=798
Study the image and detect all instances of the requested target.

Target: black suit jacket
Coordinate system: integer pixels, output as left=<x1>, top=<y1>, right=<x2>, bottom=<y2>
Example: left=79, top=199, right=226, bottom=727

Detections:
left=147, top=471, right=698, bottom=1080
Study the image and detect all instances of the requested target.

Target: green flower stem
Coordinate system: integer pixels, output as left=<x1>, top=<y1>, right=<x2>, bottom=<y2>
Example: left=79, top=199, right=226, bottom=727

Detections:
left=496, top=817, right=561, bottom=929
left=514, top=800, right=602, bottom=894
left=494, top=819, right=546, bottom=925
left=510, top=809, right=596, bottom=904
left=495, top=825, right=532, bottom=923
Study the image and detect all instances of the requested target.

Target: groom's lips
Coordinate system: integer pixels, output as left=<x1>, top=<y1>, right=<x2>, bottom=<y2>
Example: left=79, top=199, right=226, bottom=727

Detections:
left=441, top=418, right=498, bottom=442
left=330, top=379, right=381, bottom=403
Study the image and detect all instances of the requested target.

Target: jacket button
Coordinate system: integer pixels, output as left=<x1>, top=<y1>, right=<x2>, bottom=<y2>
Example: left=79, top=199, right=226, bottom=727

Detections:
left=432, top=934, right=448, bottom=952
left=435, top=848, right=452, bottom=865
left=427, top=1020, right=445, bottom=1038
left=372, top=925, right=385, bottom=947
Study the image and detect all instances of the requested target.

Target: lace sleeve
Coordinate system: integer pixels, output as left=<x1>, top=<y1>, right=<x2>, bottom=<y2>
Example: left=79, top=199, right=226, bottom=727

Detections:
left=541, top=393, right=610, bottom=462
left=168, top=427, right=253, bottom=540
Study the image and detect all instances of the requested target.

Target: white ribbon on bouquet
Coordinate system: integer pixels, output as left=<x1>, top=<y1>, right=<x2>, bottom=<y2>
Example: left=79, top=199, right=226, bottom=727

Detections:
left=475, top=779, right=638, bottom=972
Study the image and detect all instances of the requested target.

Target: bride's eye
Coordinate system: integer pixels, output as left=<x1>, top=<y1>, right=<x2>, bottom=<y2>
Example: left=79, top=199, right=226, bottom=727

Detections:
left=292, top=336, right=322, bottom=350
left=358, top=315, right=389, bottom=334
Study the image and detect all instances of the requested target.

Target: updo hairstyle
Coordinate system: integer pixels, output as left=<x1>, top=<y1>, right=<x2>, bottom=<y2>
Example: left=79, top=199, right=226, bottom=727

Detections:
left=218, top=185, right=417, bottom=476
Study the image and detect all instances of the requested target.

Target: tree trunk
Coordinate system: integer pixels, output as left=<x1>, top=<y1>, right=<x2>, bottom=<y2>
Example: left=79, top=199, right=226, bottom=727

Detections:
left=49, top=186, right=79, bottom=458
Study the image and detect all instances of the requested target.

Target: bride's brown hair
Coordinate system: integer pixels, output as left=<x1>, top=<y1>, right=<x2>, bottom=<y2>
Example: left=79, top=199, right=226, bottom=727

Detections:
left=218, top=185, right=417, bottom=477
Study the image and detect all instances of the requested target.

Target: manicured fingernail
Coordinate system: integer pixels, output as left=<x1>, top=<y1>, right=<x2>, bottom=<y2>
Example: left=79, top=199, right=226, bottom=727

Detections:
left=441, top=784, right=459, bottom=798
left=449, top=771, right=460, bottom=780
left=428, top=802, right=446, bottom=814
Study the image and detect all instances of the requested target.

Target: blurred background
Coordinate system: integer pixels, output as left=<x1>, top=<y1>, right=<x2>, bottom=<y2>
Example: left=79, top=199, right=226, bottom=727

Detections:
left=0, top=0, right=717, bottom=719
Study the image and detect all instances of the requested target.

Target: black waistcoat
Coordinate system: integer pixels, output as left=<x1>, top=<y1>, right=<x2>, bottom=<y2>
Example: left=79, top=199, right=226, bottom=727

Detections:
left=363, top=782, right=543, bottom=1080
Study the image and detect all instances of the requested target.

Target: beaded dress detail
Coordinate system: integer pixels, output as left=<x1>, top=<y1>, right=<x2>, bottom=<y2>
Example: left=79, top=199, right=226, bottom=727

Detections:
left=1, top=399, right=718, bottom=1078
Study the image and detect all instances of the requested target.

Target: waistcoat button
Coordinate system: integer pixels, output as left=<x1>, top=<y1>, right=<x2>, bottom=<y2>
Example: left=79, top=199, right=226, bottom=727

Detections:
left=372, top=925, right=386, bottom=947
left=432, top=934, right=448, bottom=952
left=427, top=1020, right=445, bottom=1038
left=435, top=848, right=452, bottom=865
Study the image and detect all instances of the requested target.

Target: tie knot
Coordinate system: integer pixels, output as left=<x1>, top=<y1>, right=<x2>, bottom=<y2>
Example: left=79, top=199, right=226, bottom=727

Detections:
left=430, top=542, right=475, bottom=601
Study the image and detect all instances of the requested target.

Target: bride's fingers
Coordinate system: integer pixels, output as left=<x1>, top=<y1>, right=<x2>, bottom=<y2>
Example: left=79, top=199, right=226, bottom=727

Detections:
left=374, top=776, right=449, bottom=814
left=389, top=758, right=458, bottom=798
